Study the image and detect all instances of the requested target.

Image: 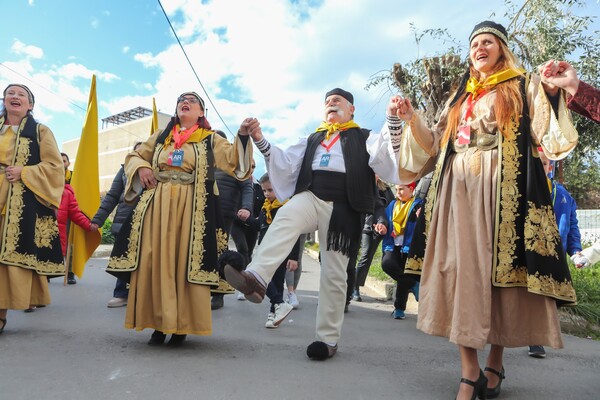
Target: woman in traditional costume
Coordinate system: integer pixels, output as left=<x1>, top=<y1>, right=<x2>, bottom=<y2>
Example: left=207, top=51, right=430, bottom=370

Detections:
left=0, top=84, right=65, bottom=334
left=386, top=21, right=578, bottom=399
left=107, top=91, right=253, bottom=346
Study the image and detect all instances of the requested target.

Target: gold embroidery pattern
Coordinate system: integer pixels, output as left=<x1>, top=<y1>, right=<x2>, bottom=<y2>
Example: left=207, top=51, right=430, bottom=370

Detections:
left=211, top=278, right=235, bottom=294
left=528, top=272, right=577, bottom=303
left=188, top=141, right=219, bottom=285
left=215, top=227, right=229, bottom=255
left=424, top=143, right=446, bottom=238
left=0, top=137, right=64, bottom=274
left=34, top=216, right=58, bottom=248
left=107, top=188, right=154, bottom=270
left=404, top=255, right=423, bottom=275
left=494, top=119, right=523, bottom=284
left=524, top=202, right=559, bottom=258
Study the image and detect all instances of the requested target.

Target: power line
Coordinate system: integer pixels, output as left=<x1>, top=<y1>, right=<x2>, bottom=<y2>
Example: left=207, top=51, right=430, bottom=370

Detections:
left=157, top=0, right=233, bottom=137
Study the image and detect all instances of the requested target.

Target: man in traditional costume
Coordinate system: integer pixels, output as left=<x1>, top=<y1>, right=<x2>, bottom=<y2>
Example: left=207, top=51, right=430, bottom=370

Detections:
left=223, top=88, right=400, bottom=360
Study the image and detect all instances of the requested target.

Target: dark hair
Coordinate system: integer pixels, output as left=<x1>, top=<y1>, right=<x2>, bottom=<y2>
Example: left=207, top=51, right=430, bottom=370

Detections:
left=60, top=152, right=70, bottom=161
left=259, top=172, right=270, bottom=184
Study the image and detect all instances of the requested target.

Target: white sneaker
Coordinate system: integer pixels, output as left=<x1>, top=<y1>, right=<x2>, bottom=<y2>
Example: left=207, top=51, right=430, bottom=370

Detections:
left=265, top=312, right=277, bottom=329
left=287, top=292, right=300, bottom=309
left=107, top=297, right=127, bottom=308
left=273, top=302, right=293, bottom=326
left=236, top=290, right=246, bottom=301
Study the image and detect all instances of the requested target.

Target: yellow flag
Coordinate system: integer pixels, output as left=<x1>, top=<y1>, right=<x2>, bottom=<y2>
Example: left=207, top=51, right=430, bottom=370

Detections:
left=69, top=75, right=101, bottom=278
left=151, top=97, right=158, bottom=135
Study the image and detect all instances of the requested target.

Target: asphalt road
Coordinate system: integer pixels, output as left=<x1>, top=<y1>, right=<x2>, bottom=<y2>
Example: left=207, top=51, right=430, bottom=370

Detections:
left=1, top=249, right=599, bottom=400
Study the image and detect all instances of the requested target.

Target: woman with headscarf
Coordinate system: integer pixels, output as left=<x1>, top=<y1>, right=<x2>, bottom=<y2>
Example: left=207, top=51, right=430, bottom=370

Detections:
left=106, top=91, right=253, bottom=347
left=0, top=84, right=65, bottom=334
left=386, top=21, right=578, bottom=399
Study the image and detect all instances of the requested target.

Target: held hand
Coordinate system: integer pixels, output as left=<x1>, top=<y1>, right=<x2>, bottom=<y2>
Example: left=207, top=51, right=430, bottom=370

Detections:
left=286, top=259, right=298, bottom=272
left=373, top=223, right=387, bottom=236
left=540, top=60, right=580, bottom=96
left=237, top=209, right=251, bottom=221
left=138, top=167, right=157, bottom=189
left=239, top=118, right=263, bottom=142
left=387, top=95, right=403, bottom=116
left=89, top=223, right=100, bottom=232
left=395, top=97, right=414, bottom=122
left=5, top=166, right=23, bottom=183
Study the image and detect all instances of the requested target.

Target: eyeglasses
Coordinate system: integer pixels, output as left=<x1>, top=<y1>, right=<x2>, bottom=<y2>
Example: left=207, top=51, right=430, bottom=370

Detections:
left=177, top=96, right=200, bottom=104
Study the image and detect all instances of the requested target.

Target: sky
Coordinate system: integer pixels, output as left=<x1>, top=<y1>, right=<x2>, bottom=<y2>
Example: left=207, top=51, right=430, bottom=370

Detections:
left=1, top=0, right=598, bottom=176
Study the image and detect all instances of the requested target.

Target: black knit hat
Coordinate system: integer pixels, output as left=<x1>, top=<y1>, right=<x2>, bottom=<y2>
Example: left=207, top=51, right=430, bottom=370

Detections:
left=469, top=21, right=509, bottom=45
left=325, top=88, right=353, bottom=104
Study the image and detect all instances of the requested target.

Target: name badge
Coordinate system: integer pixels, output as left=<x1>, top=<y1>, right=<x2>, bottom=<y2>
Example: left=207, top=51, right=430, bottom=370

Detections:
left=319, top=153, right=330, bottom=167
left=457, top=124, right=471, bottom=145
left=168, top=149, right=184, bottom=166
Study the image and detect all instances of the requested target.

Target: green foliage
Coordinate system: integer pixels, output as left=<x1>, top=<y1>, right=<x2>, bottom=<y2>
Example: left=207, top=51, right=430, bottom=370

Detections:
left=504, top=0, right=600, bottom=205
left=367, top=246, right=390, bottom=282
left=563, top=260, right=600, bottom=334
left=101, top=219, right=115, bottom=244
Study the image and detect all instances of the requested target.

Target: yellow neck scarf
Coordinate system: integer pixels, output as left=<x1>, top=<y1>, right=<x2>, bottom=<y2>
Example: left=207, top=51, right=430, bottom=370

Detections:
left=392, top=197, right=415, bottom=236
left=466, top=68, right=525, bottom=100
left=316, top=120, right=360, bottom=141
left=164, top=126, right=213, bottom=147
left=262, top=198, right=287, bottom=224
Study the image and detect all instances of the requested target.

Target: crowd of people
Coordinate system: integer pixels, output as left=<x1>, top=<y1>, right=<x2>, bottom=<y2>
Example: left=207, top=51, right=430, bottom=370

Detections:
left=1, top=19, right=599, bottom=399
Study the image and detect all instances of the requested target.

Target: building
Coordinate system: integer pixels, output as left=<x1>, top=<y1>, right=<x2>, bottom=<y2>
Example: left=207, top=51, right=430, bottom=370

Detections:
left=62, top=106, right=171, bottom=194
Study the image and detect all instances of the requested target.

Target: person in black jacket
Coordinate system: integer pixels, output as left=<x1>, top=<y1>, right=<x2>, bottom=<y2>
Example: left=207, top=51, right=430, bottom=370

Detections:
left=92, top=142, right=141, bottom=308
left=349, top=178, right=394, bottom=304
left=212, top=131, right=254, bottom=309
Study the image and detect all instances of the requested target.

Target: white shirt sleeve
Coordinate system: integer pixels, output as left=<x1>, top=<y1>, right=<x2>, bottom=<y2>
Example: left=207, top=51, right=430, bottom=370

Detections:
left=264, top=137, right=308, bottom=202
left=366, top=121, right=401, bottom=185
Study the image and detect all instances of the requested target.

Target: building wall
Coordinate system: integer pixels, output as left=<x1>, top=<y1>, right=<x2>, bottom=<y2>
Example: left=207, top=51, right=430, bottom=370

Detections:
left=61, top=112, right=171, bottom=194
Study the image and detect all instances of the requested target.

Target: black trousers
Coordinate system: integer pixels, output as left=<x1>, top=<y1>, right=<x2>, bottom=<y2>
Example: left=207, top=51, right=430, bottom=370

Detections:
left=354, top=231, right=383, bottom=289
left=381, top=248, right=416, bottom=310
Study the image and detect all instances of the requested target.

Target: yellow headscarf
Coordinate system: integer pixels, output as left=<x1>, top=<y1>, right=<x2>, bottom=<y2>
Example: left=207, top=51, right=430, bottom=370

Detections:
left=466, top=67, right=525, bottom=100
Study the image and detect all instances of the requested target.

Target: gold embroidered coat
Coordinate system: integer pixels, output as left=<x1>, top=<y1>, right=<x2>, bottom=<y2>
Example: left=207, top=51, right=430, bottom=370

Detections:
left=392, top=74, right=577, bottom=349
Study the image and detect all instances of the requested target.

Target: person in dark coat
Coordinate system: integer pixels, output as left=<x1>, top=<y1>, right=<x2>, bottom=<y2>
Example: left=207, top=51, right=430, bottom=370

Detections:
left=91, top=142, right=141, bottom=307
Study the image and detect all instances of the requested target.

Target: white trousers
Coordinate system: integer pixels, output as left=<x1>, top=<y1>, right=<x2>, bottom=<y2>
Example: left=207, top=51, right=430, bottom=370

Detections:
left=248, top=191, right=349, bottom=344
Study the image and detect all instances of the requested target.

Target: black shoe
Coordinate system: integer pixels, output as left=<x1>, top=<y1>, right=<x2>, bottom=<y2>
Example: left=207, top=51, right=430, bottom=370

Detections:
left=306, top=341, right=337, bottom=360
left=528, top=345, right=546, bottom=358
left=67, top=272, right=77, bottom=285
left=0, top=317, right=6, bottom=334
left=24, top=306, right=36, bottom=313
left=484, top=366, right=505, bottom=399
left=351, top=289, right=362, bottom=302
left=168, top=334, right=187, bottom=347
left=344, top=303, right=349, bottom=313
left=211, top=295, right=224, bottom=310
left=458, top=369, right=487, bottom=400
left=147, top=330, right=166, bottom=346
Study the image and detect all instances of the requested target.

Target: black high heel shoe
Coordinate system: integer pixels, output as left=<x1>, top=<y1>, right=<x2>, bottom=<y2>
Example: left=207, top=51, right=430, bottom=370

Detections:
left=147, top=330, right=166, bottom=346
left=484, top=366, right=505, bottom=399
left=0, top=317, right=6, bottom=334
left=458, top=369, right=488, bottom=400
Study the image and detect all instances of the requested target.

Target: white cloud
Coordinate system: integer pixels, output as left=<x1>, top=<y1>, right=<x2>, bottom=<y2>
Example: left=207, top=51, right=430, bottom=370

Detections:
left=91, top=17, right=100, bottom=29
left=122, top=46, right=130, bottom=54
left=11, top=39, right=43, bottom=59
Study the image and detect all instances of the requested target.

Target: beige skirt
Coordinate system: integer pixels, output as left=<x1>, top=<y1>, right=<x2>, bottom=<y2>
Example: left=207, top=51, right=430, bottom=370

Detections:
left=0, top=264, right=51, bottom=309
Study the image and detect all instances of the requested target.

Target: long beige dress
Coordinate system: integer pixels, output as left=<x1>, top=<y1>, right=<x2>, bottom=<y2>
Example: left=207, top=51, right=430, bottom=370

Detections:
left=0, top=124, right=64, bottom=310
left=394, top=75, right=578, bottom=349
left=109, top=128, right=252, bottom=336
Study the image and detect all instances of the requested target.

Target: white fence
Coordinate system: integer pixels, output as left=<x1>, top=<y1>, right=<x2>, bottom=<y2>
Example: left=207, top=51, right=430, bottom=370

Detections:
left=578, top=209, right=600, bottom=245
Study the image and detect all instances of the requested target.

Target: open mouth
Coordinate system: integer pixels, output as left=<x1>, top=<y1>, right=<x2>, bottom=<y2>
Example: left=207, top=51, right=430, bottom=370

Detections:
left=181, top=105, right=190, bottom=111
left=476, top=54, right=488, bottom=61
left=10, top=100, right=21, bottom=106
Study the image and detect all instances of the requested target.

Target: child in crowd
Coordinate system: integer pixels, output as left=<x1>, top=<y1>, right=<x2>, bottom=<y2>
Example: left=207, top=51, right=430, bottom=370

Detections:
left=248, top=173, right=300, bottom=328
left=377, top=182, right=423, bottom=319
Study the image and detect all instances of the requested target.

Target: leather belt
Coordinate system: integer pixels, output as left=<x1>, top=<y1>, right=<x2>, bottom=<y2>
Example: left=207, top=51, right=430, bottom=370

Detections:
left=154, top=169, right=195, bottom=185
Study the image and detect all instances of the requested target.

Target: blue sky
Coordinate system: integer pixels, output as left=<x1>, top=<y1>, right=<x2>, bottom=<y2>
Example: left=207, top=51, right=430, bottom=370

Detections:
left=1, top=0, right=598, bottom=175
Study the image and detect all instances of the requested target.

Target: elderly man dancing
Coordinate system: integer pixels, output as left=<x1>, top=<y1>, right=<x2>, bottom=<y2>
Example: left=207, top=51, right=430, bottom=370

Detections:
left=224, top=88, right=400, bottom=360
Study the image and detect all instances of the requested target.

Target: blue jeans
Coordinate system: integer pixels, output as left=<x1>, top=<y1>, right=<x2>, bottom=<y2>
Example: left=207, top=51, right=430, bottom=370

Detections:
left=113, top=278, right=129, bottom=299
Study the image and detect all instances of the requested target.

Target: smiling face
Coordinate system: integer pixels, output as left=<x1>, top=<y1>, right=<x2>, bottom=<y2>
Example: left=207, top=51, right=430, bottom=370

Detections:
left=176, top=94, right=204, bottom=125
left=324, top=94, right=354, bottom=124
left=3, top=85, right=33, bottom=121
left=469, top=33, right=502, bottom=79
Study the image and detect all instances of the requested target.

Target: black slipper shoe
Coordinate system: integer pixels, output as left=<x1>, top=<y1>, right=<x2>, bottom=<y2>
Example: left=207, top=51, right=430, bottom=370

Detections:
left=306, top=341, right=337, bottom=360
